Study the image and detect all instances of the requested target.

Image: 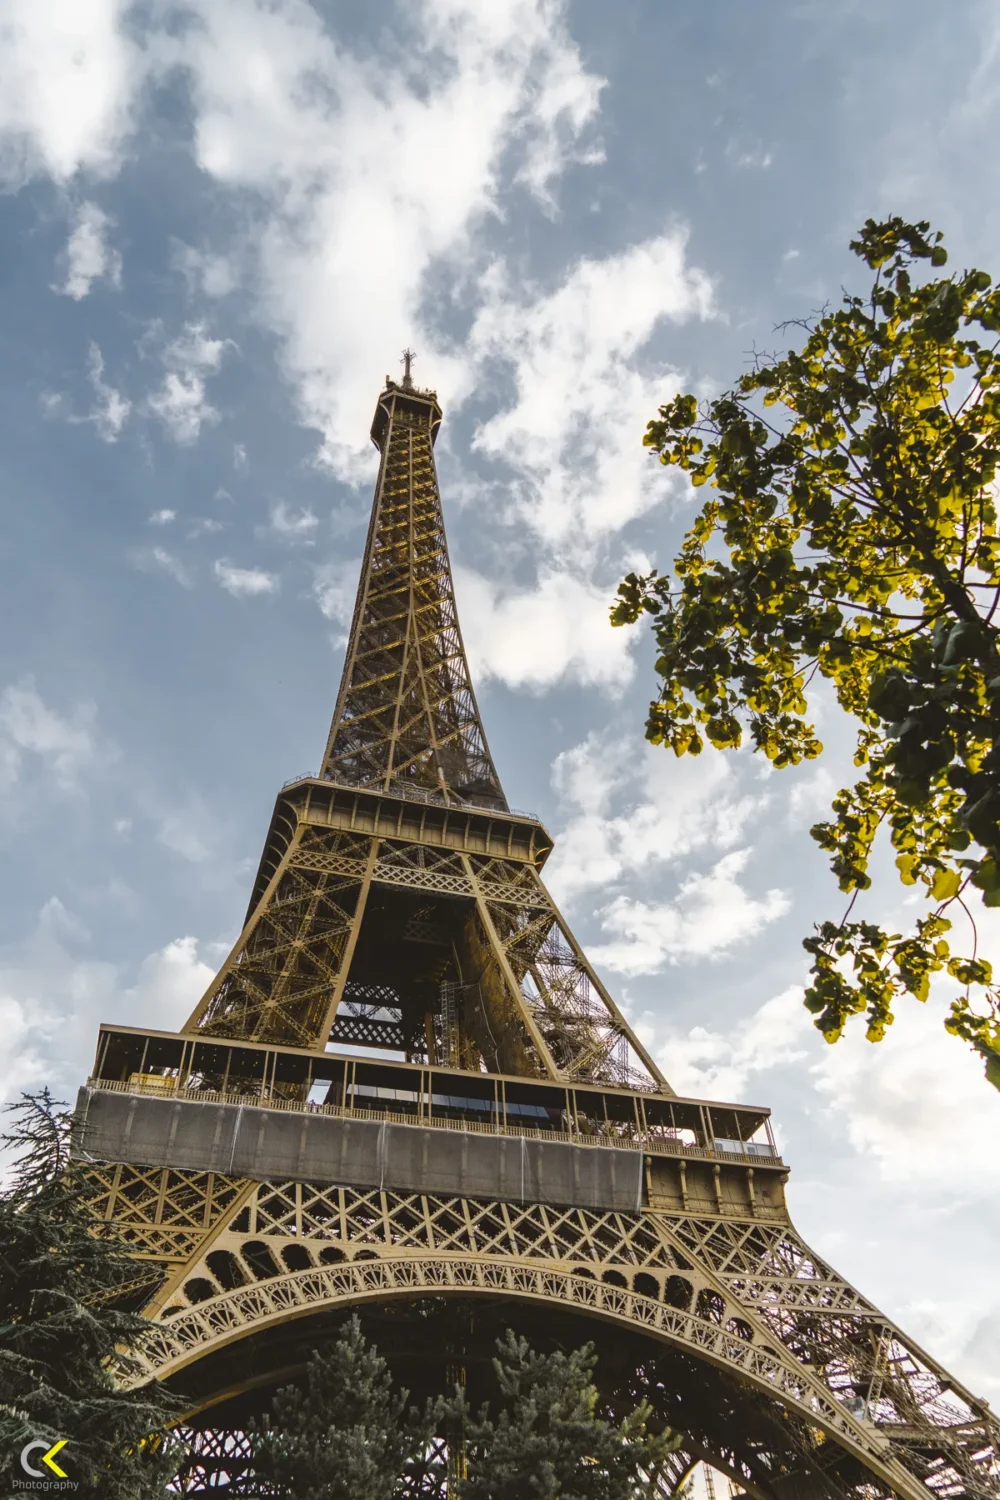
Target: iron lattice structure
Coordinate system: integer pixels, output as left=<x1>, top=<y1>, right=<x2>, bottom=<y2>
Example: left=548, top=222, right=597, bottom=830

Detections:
left=71, top=373, right=999, bottom=1499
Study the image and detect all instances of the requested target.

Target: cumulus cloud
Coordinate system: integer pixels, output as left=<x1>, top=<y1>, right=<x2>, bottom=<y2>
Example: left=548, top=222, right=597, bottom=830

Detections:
left=146, top=0, right=609, bottom=478
left=148, top=508, right=176, bottom=526
left=0, top=680, right=97, bottom=793
left=468, top=232, right=714, bottom=547
left=313, top=557, right=362, bottom=644
left=147, top=322, right=233, bottom=444
left=656, top=984, right=811, bottom=1103
left=658, top=970, right=1000, bottom=1191
left=811, top=996, right=1000, bottom=1191
left=56, top=200, right=121, bottom=299
left=455, top=565, right=635, bottom=692
left=545, top=731, right=765, bottom=903
left=213, top=559, right=278, bottom=596
left=0, top=0, right=142, bottom=188
left=131, top=935, right=215, bottom=1022
left=270, top=500, right=318, bottom=541
left=5, top=0, right=713, bottom=699
left=590, top=849, right=790, bottom=976
left=0, top=901, right=214, bottom=1104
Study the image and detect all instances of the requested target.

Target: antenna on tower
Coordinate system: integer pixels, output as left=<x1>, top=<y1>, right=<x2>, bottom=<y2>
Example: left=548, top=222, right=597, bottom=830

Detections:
left=401, top=347, right=416, bottom=389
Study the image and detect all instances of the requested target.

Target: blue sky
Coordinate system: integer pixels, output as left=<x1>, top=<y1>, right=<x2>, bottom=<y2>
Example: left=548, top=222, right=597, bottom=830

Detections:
left=2, top=0, right=999, bottom=1408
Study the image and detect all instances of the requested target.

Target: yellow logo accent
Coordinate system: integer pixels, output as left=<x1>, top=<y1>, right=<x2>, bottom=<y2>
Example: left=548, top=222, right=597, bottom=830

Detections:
left=41, top=1440, right=69, bottom=1478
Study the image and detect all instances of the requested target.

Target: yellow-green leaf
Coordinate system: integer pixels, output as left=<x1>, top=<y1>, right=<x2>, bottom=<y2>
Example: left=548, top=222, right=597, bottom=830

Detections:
left=931, top=868, right=961, bottom=902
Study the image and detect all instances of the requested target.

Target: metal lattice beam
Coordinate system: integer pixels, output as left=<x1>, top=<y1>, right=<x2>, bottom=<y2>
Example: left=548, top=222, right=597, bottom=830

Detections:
left=320, top=381, right=505, bottom=811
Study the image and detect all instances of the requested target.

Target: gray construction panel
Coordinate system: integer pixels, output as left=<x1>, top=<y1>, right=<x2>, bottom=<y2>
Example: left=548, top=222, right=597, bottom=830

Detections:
left=72, top=1089, right=644, bottom=1213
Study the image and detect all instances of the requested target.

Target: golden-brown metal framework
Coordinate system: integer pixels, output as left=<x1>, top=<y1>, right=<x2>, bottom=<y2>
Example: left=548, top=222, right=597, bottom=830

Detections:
left=72, top=376, right=999, bottom=1499
left=182, top=381, right=664, bottom=1090
left=83, top=1152, right=999, bottom=1500
left=321, top=379, right=504, bottom=808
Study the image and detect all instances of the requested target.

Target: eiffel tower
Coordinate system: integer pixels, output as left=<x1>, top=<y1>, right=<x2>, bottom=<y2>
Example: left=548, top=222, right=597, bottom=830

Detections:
left=73, top=362, right=1000, bottom=1498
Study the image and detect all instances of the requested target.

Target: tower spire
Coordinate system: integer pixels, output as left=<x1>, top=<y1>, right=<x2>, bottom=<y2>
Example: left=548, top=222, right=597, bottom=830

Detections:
left=320, top=374, right=507, bottom=811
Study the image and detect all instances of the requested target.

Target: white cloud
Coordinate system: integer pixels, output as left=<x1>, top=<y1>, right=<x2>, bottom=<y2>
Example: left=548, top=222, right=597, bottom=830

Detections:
left=0, top=901, right=214, bottom=1105
left=4, top=0, right=712, bottom=700
left=662, top=964, right=1000, bottom=1190
left=785, top=764, right=838, bottom=824
left=658, top=984, right=811, bottom=1103
left=313, top=557, right=361, bottom=642
left=130, top=936, right=214, bottom=1020
left=213, top=559, right=278, bottom=596
left=155, top=0, right=607, bottom=479
left=468, top=233, right=714, bottom=547
left=56, top=200, right=121, bottom=299
left=129, top=546, right=192, bottom=588
left=0, top=990, right=52, bottom=1106
left=590, top=849, right=789, bottom=976
left=147, top=374, right=214, bottom=445
left=81, top=342, right=130, bottom=441
left=270, top=500, right=318, bottom=540
left=2, top=1, right=706, bottom=570
left=0, top=680, right=97, bottom=792
left=455, top=565, right=634, bottom=691
left=0, top=0, right=142, bottom=188
left=146, top=322, right=233, bottom=445
left=546, top=731, right=764, bottom=904
left=148, top=508, right=176, bottom=526
left=811, top=996, right=1000, bottom=1191
left=172, top=240, right=240, bottom=298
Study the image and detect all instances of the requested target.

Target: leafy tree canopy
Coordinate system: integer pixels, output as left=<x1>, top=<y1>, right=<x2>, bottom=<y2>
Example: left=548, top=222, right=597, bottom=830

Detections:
left=449, top=1330, right=680, bottom=1499
left=0, top=1092, right=177, bottom=1498
left=612, top=219, right=1000, bottom=1086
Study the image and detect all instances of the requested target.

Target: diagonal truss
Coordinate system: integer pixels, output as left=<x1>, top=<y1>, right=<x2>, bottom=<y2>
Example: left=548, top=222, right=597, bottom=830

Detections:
left=85, top=1162, right=998, bottom=1500
left=321, top=378, right=505, bottom=810
left=182, top=813, right=665, bottom=1089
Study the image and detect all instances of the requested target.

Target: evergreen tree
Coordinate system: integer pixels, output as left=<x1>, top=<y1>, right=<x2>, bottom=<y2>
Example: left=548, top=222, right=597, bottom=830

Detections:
left=252, top=1314, right=440, bottom=1499
left=0, top=1091, right=177, bottom=1498
left=451, top=1331, right=680, bottom=1500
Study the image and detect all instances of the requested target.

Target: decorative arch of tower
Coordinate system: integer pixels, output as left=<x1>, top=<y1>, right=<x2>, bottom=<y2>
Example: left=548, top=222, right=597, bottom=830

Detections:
left=72, top=373, right=1000, bottom=1500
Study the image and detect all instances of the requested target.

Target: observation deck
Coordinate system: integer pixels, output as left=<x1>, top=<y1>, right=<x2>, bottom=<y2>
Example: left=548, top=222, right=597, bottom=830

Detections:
left=74, top=1024, right=788, bottom=1223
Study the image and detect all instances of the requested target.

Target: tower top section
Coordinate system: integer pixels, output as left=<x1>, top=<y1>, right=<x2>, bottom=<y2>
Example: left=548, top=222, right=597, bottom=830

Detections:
left=370, top=372, right=442, bottom=452
left=321, top=376, right=506, bottom=812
